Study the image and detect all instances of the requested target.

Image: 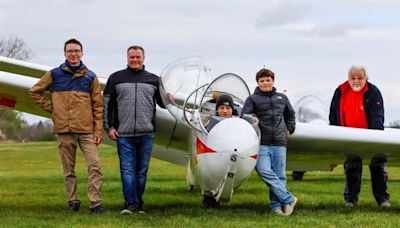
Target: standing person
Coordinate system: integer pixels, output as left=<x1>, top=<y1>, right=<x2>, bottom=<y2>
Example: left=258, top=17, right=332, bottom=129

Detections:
left=242, top=68, right=297, bottom=216
left=29, top=38, right=104, bottom=213
left=329, top=66, right=389, bottom=208
left=103, top=45, right=165, bottom=215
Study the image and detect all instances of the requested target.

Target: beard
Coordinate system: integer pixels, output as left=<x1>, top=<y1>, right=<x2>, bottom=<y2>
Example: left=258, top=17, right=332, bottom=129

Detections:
left=350, top=84, right=363, bottom=92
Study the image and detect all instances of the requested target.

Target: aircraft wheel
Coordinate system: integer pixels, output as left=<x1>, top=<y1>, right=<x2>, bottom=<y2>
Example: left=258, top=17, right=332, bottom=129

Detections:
left=187, top=185, right=195, bottom=192
left=202, top=196, right=220, bottom=209
left=292, top=171, right=305, bottom=181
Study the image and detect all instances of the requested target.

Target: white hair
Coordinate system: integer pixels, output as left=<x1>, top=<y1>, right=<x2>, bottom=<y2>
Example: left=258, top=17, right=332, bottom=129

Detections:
left=348, top=65, right=367, bottom=78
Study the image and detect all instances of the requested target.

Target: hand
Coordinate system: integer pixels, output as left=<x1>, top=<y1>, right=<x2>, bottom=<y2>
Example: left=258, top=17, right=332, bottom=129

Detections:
left=166, top=92, right=175, bottom=102
left=252, top=117, right=259, bottom=125
left=93, top=135, right=102, bottom=145
left=108, top=129, right=119, bottom=141
left=287, top=130, right=291, bottom=137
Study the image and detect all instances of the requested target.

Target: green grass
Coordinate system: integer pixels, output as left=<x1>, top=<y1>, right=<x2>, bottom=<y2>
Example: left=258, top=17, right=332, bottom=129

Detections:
left=1, top=141, right=400, bottom=227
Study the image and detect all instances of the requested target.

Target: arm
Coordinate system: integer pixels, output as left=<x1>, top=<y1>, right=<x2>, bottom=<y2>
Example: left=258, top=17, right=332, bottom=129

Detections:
left=241, top=96, right=259, bottom=124
left=241, top=96, right=255, bottom=117
left=29, top=72, right=53, bottom=113
left=284, top=97, right=296, bottom=134
left=103, top=77, right=118, bottom=140
left=91, top=77, right=104, bottom=144
left=155, top=85, right=166, bottom=109
left=329, top=88, right=340, bottom=126
left=368, top=86, right=384, bottom=130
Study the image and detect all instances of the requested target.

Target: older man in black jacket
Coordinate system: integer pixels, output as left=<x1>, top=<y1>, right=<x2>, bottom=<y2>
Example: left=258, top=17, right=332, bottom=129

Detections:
left=329, top=66, right=389, bottom=208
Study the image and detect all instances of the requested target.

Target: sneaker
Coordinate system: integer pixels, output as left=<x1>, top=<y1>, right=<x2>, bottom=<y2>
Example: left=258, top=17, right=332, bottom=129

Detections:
left=120, top=203, right=137, bottom=215
left=283, top=196, right=297, bottom=216
left=272, top=209, right=284, bottom=215
left=138, top=209, right=146, bottom=214
left=344, top=202, right=355, bottom=208
left=380, top=201, right=391, bottom=208
left=68, top=202, right=81, bottom=212
left=90, top=205, right=105, bottom=213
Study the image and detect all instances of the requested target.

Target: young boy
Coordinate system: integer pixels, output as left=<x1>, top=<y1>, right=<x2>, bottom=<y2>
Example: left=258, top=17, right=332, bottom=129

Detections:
left=242, top=68, right=297, bottom=216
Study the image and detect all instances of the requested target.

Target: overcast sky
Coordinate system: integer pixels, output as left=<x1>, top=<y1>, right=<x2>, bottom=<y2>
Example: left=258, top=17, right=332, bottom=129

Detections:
left=1, top=0, right=400, bottom=124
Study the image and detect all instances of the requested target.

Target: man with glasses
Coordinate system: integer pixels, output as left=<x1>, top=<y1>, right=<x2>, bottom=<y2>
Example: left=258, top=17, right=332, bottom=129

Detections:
left=329, top=66, right=389, bottom=208
left=30, top=38, right=104, bottom=213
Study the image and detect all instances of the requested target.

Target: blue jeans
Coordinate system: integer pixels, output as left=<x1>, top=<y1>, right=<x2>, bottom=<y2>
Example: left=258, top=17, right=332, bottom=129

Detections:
left=256, top=145, right=294, bottom=211
left=117, top=134, right=154, bottom=208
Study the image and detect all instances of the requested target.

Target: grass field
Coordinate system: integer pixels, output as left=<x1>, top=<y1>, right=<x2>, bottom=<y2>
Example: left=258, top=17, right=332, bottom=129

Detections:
left=1, top=141, right=400, bottom=227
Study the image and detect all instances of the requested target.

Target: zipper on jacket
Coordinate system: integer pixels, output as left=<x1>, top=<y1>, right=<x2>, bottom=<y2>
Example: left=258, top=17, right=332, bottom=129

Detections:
left=134, top=83, right=137, bottom=135
left=269, top=95, right=276, bottom=144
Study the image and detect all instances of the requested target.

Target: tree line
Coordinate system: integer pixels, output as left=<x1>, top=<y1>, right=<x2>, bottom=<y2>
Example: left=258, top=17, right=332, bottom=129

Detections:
left=0, top=36, right=54, bottom=141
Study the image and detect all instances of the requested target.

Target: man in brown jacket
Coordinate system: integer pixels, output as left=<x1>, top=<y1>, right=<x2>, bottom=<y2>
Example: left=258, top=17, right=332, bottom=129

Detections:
left=29, top=38, right=104, bottom=213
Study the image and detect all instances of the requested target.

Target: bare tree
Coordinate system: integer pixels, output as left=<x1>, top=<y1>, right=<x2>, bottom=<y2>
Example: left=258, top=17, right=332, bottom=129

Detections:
left=0, top=35, right=33, bottom=140
left=0, top=35, right=33, bottom=60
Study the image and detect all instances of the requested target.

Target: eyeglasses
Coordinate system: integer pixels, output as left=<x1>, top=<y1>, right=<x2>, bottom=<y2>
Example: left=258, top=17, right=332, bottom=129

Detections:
left=65, top=49, right=82, bottom=54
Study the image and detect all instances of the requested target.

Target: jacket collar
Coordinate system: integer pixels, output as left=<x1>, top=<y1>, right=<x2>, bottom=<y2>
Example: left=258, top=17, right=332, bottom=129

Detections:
left=254, top=86, right=277, bottom=96
left=339, top=81, right=369, bottom=93
left=61, top=60, right=86, bottom=77
left=127, top=65, right=146, bottom=72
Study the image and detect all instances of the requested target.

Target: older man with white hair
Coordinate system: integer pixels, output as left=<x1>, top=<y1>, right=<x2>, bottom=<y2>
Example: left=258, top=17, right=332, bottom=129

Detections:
left=329, top=66, right=389, bottom=208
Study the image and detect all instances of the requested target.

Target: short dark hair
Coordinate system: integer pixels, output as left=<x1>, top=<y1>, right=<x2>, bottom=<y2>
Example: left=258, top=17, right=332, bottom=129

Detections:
left=256, top=68, right=275, bottom=82
left=64, top=38, right=83, bottom=52
left=127, top=45, right=145, bottom=56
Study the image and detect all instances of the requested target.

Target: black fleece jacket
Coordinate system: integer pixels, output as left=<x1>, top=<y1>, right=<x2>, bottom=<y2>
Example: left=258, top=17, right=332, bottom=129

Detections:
left=242, top=87, right=296, bottom=146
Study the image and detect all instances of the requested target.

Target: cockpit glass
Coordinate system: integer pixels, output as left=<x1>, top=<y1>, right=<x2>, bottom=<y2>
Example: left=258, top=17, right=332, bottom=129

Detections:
left=202, top=73, right=250, bottom=104
left=159, top=57, right=252, bottom=134
left=198, top=73, right=251, bottom=132
left=294, top=95, right=329, bottom=124
left=160, top=56, right=212, bottom=108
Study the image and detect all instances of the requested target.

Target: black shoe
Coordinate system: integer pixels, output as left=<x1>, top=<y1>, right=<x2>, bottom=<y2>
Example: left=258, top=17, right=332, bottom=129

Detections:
left=68, top=202, right=81, bottom=212
left=120, top=202, right=138, bottom=215
left=90, top=205, right=105, bottom=213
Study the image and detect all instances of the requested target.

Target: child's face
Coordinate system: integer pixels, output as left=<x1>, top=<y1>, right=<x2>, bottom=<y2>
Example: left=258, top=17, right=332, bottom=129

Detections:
left=257, top=76, right=274, bottom=92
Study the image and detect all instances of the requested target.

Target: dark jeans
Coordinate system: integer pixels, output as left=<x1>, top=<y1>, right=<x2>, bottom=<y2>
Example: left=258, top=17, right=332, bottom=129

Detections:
left=117, top=135, right=154, bottom=208
left=344, top=155, right=389, bottom=204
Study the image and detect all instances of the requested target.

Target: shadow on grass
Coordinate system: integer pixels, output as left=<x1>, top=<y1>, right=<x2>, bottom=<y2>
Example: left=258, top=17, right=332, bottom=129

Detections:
left=1, top=200, right=398, bottom=220
left=295, top=203, right=400, bottom=217
left=101, top=202, right=399, bottom=217
left=291, top=177, right=400, bottom=184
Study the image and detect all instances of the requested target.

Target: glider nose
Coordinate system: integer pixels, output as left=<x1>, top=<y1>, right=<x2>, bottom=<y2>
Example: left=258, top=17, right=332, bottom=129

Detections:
left=207, top=118, right=259, bottom=157
left=196, top=117, right=259, bottom=193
